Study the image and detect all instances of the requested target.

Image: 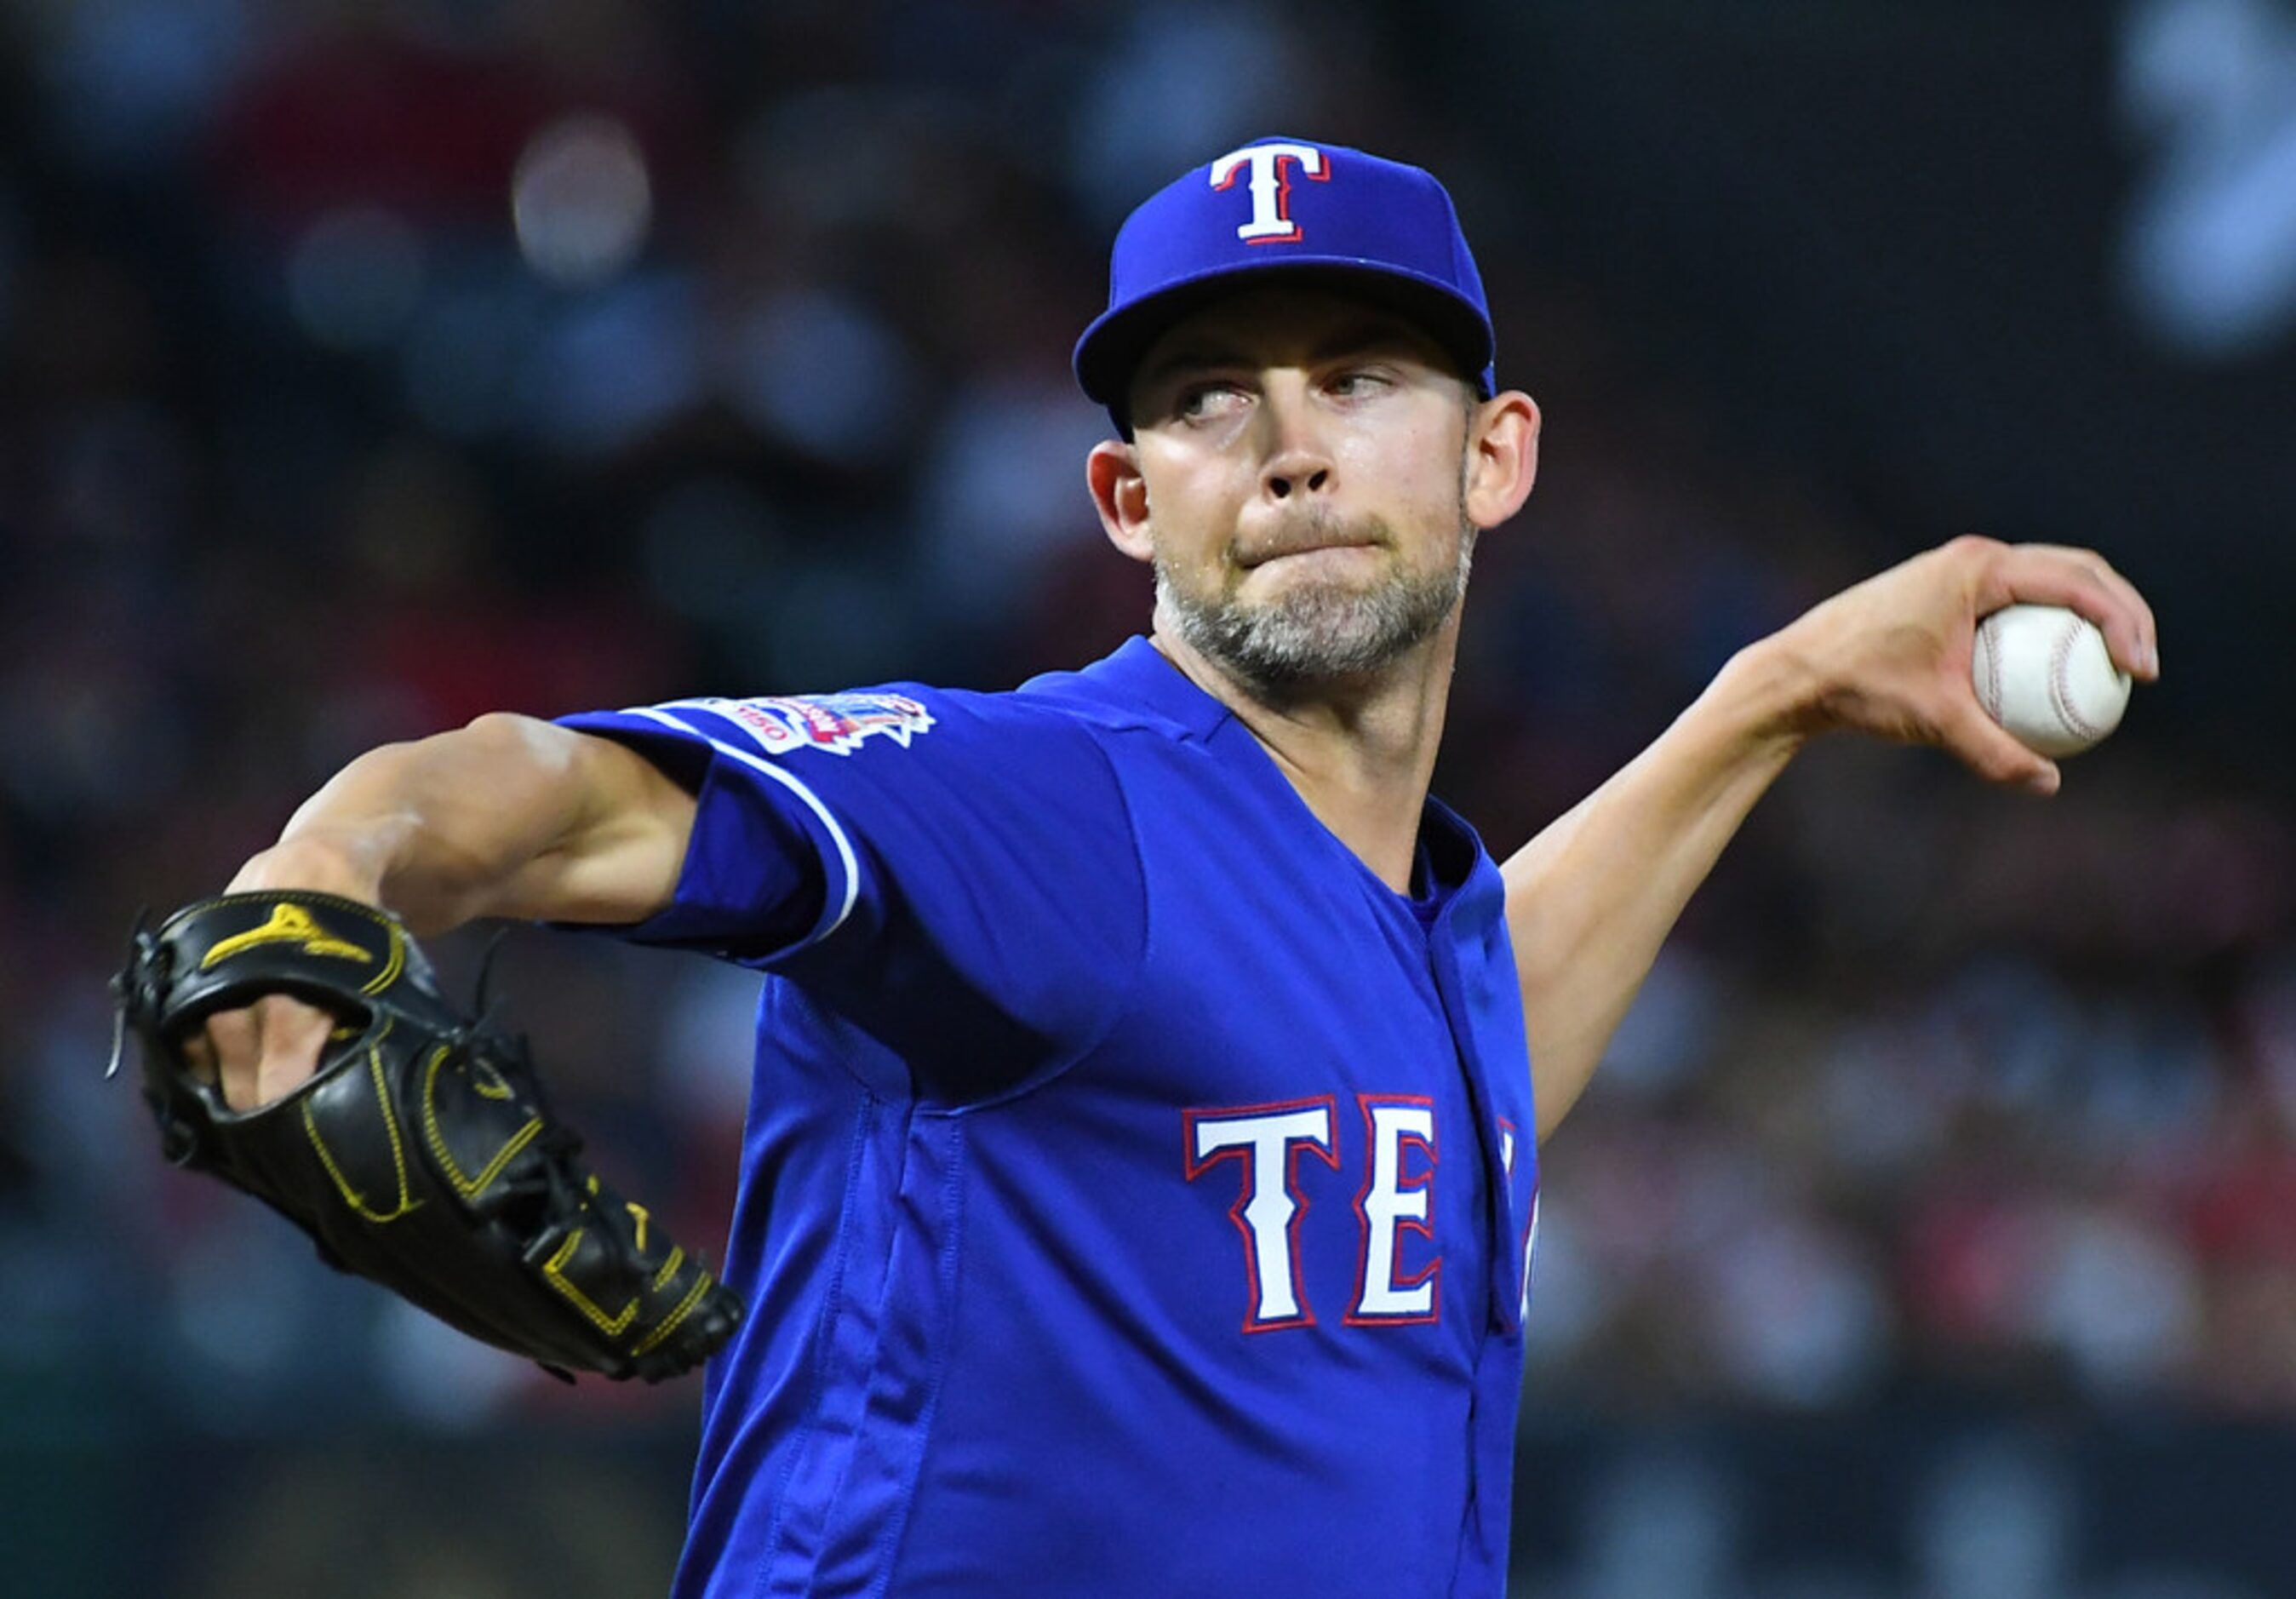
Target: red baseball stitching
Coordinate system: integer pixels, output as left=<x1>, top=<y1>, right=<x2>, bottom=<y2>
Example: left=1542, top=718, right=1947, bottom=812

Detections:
left=2047, top=616, right=2102, bottom=742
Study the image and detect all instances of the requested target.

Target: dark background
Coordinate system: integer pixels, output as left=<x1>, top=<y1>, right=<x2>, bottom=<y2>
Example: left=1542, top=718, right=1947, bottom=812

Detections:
left=3, top=1, right=2292, bottom=1594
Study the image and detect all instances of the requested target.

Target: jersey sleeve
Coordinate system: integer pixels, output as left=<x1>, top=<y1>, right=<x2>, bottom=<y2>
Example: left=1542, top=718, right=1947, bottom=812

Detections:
left=555, top=685, right=1146, bottom=1101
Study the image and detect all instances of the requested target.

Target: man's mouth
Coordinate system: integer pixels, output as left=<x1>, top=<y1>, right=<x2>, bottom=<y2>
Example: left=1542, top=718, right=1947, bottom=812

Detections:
left=1241, top=537, right=1383, bottom=570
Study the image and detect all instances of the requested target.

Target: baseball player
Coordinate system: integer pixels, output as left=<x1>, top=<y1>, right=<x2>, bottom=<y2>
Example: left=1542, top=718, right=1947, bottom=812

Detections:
left=181, top=138, right=2158, bottom=1595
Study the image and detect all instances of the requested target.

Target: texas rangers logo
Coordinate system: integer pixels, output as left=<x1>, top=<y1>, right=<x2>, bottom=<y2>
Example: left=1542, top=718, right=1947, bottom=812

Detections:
left=1210, top=141, right=1328, bottom=244
left=707, top=692, right=936, bottom=757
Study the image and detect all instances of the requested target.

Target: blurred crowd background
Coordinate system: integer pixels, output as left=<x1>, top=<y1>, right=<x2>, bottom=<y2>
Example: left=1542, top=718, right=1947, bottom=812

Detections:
left=3, top=0, right=2293, bottom=1595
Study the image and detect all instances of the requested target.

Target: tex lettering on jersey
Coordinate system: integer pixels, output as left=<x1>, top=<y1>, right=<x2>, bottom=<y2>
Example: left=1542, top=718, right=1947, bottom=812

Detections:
left=1184, top=1096, right=1538, bottom=1334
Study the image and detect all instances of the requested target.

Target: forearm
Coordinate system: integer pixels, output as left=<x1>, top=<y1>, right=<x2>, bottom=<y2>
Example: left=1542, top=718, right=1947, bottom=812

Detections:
left=1502, top=535, right=2161, bottom=1142
left=1503, top=638, right=1811, bottom=1140
left=232, top=714, right=692, bottom=936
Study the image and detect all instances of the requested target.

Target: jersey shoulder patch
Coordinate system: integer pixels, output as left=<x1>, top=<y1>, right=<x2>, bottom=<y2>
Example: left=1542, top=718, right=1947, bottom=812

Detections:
left=684, top=692, right=936, bottom=758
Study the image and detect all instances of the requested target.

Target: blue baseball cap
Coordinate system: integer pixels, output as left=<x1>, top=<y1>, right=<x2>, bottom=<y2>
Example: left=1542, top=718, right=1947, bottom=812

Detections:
left=1074, top=136, right=1497, bottom=431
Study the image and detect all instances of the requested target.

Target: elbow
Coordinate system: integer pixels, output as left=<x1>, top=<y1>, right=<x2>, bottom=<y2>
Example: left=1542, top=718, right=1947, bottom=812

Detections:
left=456, top=711, right=586, bottom=779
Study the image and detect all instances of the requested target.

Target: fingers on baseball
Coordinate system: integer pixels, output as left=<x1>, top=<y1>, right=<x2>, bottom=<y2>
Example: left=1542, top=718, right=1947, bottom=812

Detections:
left=1940, top=693, right=2060, bottom=796
left=1975, top=542, right=2159, bottom=680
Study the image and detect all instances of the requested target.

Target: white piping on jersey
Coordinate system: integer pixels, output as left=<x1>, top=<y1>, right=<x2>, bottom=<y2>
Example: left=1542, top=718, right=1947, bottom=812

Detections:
left=627, top=706, right=862, bottom=947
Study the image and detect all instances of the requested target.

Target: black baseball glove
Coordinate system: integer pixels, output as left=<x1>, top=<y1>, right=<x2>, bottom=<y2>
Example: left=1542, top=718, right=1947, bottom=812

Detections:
left=110, top=890, right=744, bottom=1382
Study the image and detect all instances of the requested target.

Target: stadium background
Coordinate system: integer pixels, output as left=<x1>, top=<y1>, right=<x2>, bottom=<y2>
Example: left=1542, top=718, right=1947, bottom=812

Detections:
left=3, top=0, right=2293, bottom=1593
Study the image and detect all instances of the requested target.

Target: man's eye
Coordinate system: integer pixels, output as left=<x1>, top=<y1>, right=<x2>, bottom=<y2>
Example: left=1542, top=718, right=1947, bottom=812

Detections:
left=1329, top=370, right=1390, bottom=398
left=1177, top=384, right=1243, bottom=419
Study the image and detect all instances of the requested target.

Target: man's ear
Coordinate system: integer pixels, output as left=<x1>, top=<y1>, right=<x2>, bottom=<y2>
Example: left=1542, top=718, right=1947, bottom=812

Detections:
left=1464, top=390, right=1539, bottom=531
left=1088, top=439, right=1154, bottom=565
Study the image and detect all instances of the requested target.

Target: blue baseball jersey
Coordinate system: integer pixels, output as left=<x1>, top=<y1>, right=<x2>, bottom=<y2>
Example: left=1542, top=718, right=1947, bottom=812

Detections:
left=558, top=636, right=1541, bottom=1597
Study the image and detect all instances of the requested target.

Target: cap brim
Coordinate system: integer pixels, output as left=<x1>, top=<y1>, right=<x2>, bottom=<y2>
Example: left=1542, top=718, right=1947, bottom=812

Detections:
left=1074, top=259, right=1496, bottom=417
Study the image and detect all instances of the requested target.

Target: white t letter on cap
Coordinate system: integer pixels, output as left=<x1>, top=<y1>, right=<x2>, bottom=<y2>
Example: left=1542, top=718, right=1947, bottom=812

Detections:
left=1210, top=142, right=1327, bottom=244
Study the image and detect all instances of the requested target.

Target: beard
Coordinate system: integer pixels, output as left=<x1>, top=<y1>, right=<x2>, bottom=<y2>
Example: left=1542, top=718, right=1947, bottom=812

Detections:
left=1153, top=508, right=1475, bottom=692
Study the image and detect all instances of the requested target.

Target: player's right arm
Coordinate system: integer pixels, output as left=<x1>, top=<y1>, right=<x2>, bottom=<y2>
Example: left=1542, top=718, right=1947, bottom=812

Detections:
left=1505, top=536, right=2156, bottom=1143
left=189, top=713, right=699, bottom=1110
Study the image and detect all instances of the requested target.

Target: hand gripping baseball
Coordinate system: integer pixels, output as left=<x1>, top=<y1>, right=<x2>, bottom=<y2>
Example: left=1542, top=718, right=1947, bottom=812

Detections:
left=112, top=891, right=744, bottom=1382
left=1776, top=536, right=2158, bottom=794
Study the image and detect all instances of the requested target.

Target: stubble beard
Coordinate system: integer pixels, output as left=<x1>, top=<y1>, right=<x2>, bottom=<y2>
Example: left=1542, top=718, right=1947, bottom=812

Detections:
left=1154, top=510, right=1476, bottom=693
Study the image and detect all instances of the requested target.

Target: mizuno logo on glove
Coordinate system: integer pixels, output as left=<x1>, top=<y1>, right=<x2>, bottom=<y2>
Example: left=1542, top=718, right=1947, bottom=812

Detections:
left=201, top=901, right=374, bottom=967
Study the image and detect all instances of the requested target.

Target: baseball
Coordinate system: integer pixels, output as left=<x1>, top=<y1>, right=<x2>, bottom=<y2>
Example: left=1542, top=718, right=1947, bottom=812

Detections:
left=1970, top=604, right=2133, bottom=757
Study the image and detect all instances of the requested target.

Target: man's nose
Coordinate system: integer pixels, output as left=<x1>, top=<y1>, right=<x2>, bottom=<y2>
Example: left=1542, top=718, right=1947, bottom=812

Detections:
left=1257, top=387, right=1334, bottom=501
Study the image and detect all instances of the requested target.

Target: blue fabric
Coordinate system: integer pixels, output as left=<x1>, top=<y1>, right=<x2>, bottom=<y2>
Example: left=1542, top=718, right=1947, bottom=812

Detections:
left=558, top=637, right=1540, bottom=1597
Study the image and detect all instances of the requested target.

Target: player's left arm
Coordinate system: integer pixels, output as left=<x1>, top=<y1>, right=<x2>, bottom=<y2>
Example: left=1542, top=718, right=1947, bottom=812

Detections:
left=1504, top=536, right=2160, bottom=1142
